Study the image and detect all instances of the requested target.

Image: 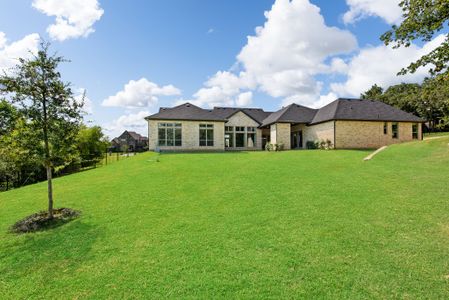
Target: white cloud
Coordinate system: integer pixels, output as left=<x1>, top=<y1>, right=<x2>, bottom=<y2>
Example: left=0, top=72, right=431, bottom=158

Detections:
left=191, top=0, right=357, bottom=108
left=74, top=88, right=93, bottom=114
left=236, top=91, right=253, bottom=107
left=331, top=34, right=446, bottom=97
left=281, top=91, right=337, bottom=108
left=329, top=57, right=349, bottom=74
left=104, top=111, right=150, bottom=138
left=32, top=0, right=104, bottom=41
left=0, top=32, right=6, bottom=48
left=343, top=0, right=402, bottom=25
left=0, top=33, right=40, bottom=73
left=188, top=71, right=255, bottom=107
left=102, top=78, right=181, bottom=108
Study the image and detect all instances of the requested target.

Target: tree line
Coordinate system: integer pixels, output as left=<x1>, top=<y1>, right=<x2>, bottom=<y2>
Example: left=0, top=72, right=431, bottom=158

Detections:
left=361, top=76, right=449, bottom=131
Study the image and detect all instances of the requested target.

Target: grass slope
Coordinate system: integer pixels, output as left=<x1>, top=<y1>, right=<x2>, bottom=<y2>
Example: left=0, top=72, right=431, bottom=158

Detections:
left=1, top=137, right=449, bottom=299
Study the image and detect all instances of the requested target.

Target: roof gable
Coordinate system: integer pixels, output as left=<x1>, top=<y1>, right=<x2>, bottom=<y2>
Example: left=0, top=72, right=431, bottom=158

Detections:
left=261, top=104, right=317, bottom=127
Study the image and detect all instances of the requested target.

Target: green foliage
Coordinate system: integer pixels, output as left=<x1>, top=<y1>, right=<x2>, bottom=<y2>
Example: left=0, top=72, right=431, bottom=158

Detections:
left=306, top=141, right=318, bottom=149
left=0, top=99, right=18, bottom=136
left=76, top=125, right=109, bottom=161
left=381, top=0, right=449, bottom=76
left=265, top=142, right=284, bottom=151
left=0, top=42, right=83, bottom=170
left=361, top=77, right=449, bottom=129
left=361, top=84, right=383, bottom=100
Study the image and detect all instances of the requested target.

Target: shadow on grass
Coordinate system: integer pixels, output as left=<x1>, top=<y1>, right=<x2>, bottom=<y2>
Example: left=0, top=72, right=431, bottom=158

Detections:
left=0, top=220, right=102, bottom=285
left=10, top=208, right=81, bottom=234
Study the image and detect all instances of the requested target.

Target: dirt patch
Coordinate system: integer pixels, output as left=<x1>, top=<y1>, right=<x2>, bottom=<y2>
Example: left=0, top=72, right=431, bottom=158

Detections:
left=10, top=208, right=80, bottom=234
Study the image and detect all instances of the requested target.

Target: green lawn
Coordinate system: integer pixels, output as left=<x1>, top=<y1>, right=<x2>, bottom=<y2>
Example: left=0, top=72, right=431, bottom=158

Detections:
left=1, top=137, right=449, bottom=299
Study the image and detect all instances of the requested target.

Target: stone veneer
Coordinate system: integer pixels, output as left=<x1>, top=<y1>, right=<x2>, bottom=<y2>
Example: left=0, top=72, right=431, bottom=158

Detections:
left=335, top=121, right=422, bottom=149
left=148, top=120, right=225, bottom=151
left=270, top=123, right=291, bottom=150
left=225, top=111, right=262, bottom=150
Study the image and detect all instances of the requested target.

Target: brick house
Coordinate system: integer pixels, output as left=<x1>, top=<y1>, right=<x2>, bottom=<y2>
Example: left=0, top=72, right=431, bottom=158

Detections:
left=110, top=130, right=148, bottom=152
left=145, top=98, right=424, bottom=151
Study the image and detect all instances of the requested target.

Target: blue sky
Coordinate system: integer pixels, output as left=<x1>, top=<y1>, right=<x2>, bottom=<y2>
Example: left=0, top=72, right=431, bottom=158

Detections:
left=0, top=0, right=444, bottom=137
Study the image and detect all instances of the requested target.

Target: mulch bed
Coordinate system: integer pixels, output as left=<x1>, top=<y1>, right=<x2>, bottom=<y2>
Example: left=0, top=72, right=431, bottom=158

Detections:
left=10, top=208, right=81, bottom=234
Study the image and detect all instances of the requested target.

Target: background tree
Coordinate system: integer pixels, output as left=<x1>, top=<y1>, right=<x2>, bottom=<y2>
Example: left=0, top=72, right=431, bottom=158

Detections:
left=0, top=42, right=83, bottom=218
left=0, top=99, right=18, bottom=136
left=77, top=125, right=110, bottom=162
left=381, top=0, right=449, bottom=77
left=361, top=79, right=449, bottom=130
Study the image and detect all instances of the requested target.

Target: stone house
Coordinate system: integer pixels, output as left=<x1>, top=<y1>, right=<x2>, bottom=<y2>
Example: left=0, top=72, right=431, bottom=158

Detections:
left=110, top=130, right=149, bottom=152
left=145, top=98, right=424, bottom=151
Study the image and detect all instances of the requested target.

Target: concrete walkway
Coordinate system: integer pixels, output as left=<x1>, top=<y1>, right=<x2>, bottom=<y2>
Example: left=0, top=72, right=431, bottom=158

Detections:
left=364, top=146, right=388, bottom=161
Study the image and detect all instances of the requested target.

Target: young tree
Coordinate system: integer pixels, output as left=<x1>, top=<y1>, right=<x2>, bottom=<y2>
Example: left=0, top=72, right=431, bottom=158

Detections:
left=381, top=0, right=449, bottom=76
left=0, top=43, right=83, bottom=218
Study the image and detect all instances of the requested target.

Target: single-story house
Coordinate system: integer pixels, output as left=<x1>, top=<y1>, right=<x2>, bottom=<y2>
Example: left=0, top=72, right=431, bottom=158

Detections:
left=145, top=98, right=424, bottom=151
left=110, top=130, right=149, bottom=152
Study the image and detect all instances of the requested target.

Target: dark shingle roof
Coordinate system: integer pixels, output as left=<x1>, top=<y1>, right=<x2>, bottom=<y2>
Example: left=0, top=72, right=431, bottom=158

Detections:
left=261, top=104, right=318, bottom=127
left=310, top=98, right=424, bottom=124
left=145, top=103, right=225, bottom=122
left=145, top=99, right=424, bottom=127
left=127, top=131, right=147, bottom=141
left=212, top=107, right=272, bottom=124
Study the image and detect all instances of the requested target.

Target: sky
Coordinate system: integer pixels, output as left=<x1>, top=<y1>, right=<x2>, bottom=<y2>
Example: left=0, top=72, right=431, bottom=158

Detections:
left=0, top=0, right=445, bottom=137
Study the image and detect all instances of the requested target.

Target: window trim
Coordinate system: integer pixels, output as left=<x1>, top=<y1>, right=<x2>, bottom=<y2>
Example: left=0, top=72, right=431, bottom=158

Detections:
left=412, top=123, right=419, bottom=139
left=199, top=124, right=214, bottom=147
left=392, top=122, right=399, bottom=139
left=383, top=122, right=388, bottom=135
left=158, top=122, right=182, bottom=147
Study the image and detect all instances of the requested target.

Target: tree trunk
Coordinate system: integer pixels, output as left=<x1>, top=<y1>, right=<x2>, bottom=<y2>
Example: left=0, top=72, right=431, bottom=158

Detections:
left=46, top=165, right=54, bottom=218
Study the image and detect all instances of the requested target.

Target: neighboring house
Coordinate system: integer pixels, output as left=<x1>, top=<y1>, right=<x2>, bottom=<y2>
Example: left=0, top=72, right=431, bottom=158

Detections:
left=145, top=98, right=424, bottom=151
left=110, top=130, right=148, bottom=152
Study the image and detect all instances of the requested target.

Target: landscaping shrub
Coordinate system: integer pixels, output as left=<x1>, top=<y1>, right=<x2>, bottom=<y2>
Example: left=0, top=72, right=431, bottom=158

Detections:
left=265, top=143, right=284, bottom=151
left=306, top=141, right=318, bottom=149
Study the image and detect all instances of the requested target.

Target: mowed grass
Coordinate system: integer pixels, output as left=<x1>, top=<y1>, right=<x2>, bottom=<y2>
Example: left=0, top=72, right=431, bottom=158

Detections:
left=1, top=137, right=449, bottom=299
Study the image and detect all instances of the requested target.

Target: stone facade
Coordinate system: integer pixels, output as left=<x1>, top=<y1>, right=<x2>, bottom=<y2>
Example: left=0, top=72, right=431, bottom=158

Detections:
left=148, top=120, right=225, bottom=151
left=335, top=121, right=422, bottom=149
left=225, top=111, right=262, bottom=150
left=270, top=123, right=291, bottom=150
left=303, top=121, right=335, bottom=148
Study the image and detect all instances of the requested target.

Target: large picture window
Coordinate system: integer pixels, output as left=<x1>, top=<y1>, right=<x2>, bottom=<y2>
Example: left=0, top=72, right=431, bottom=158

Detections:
left=412, top=123, right=419, bottom=139
left=225, top=126, right=257, bottom=148
left=158, top=123, right=182, bottom=146
left=392, top=122, right=399, bottom=139
left=199, top=124, right=214, bottom=146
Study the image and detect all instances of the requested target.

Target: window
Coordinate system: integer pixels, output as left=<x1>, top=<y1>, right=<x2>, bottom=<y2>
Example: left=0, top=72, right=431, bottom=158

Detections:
left=412, top=123, right=419, bottom=139
left=199, top=124, right=214, bottom=146
left=247, top=127, right=256, bottom=148
left=235, top=126, right=245, bottom=147
left=392, top=123, right=398, bottom=139
left=383, top=122, right=388, bottom=135
left=158, top=123, right=182, bottom=146
left=225, top=126, right=234, bottom=148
